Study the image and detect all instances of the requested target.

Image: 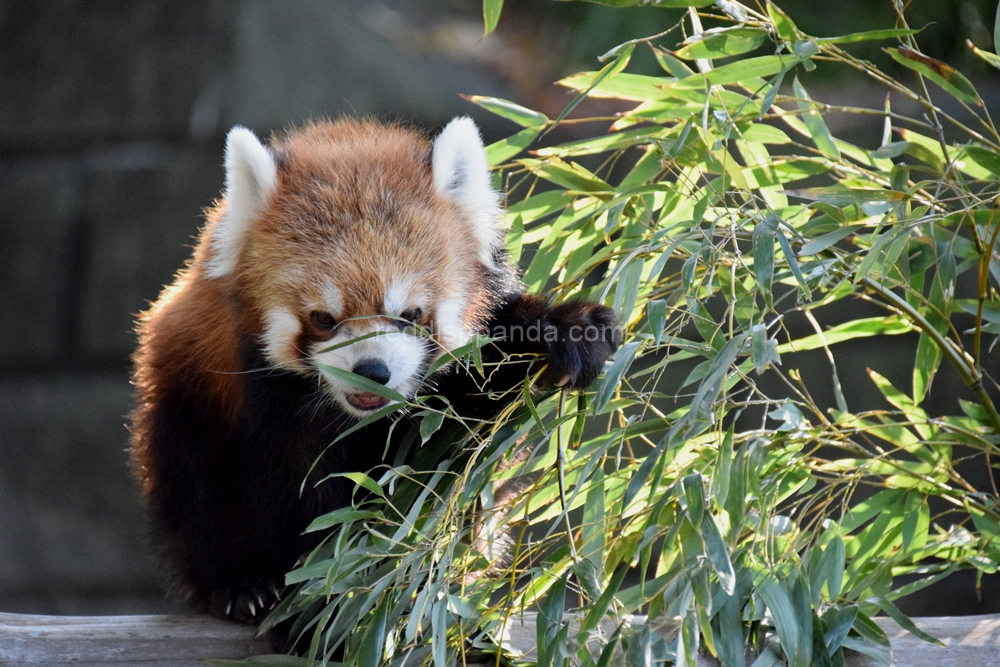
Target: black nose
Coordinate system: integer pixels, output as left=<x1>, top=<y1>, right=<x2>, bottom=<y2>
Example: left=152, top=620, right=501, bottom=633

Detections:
left=352, top=359, right=391, bottom=385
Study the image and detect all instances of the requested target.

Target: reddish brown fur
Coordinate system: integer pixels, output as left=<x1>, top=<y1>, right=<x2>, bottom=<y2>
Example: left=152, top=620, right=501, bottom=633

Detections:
left=130, top=118, right=620, bottom=628
left=241, top=120, right=490, bottom=350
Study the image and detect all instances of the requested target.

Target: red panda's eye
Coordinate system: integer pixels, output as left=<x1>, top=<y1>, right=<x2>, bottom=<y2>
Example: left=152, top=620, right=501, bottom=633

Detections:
left=400, top=308, right=422, bottom=325
left=310, top=310, right=337, bottom=330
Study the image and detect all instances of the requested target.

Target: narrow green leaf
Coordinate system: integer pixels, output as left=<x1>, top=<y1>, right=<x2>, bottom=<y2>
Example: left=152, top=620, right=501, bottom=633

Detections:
left=752, top=215, right=777, bottom=305
left=811, top=612, right=834, bottom=667
left=485, top=125, right=543, bottom=166
left=482, top=0, right=503, bottom=37
left=775, top=225, right=810, bottom=296
left=900, top=491, right=930, bottom=552
left=326, top=472, right=384, bottom=498
left=647, top=299, right=667, bottom=345
left=793, top=77, right=840, bottom=159
left=886, top=46, right=980, bottom=104
left=675, top=54, right=800, bottom=89
left=963, top=145, right=1000, bottom=177
left=777, top=316, right=911, bottom=353
left=674, top=27, right=768, bottom=60
left=768, top=2, right=798, bottom=42
left=750, top=323, right=780, bottom=374
left=580, top=565, right=629, bottom=635
left=419, top=410, right=445, bottom=444
left=316, top=364, right=407, bottom=403
left=797, top=224, right=865, bottom=255
left=813, top=535, right=845, bottom=601
left=840, top=637, right=891, bottom=667
left=305, top=508, right=380, bottom=533
left=431, top=598, right=448, bottom=667
left=787, top=186, right=905, bottom=204
left=358, top=597, right=388, bottom=667
left=652, top=45, right=695, bottom=77
left=593, top=340, right=641, bottom=414
left=756, top=571, right=811, bottom=667
left=712, top=425, right=733, bottom=509
left=716, top=588, right=746, bottom=667
left=552, top=42, right=635, bottom=128
left=581, top=466, right=606, bottom=568
left=687, top=333, right=745, bottom=425
left=869, top=596, right=944, bottom=646
left=519, top=157, right=613, bottom=192
left=464, top=95, right=548, bottom=128
left=759, top=68, right=787, bottom=119
left=994, top=1, right=1000, bottom=58
left=701, top=513, right=736, bottom=594
left=537, top=575, right=568, bottom=667
left=816, top=28, right=919, bottom=45
left=968, top=38, right=1000, bottom=70
left=821, top=604, right=858, bottom=654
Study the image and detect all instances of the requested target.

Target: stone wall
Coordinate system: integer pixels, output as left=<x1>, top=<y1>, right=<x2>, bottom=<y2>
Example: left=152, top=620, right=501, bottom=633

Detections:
left=0, top=0, right=510, bottom=614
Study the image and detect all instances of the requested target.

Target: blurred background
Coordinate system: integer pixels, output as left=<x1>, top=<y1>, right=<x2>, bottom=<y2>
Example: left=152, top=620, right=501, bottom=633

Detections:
left=1, top=0, right=998, bottom=617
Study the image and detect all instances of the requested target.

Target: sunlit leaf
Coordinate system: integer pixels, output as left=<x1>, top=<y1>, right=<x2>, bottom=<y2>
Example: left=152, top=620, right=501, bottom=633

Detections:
left=482, top=0, right=503, bottom=36
left=767, top=1, right=798, bottom=42
left=793, top=77, right=840, bottom=160
left=816, top=28, right=919, bottom=45
left=674, top=27, right=768, bottom=60
left=886, top=46, right=980, bottom=104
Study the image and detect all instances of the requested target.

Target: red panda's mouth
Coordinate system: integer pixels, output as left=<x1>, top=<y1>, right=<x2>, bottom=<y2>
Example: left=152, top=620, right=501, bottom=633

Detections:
left=347, top=392, right=389, bottom=411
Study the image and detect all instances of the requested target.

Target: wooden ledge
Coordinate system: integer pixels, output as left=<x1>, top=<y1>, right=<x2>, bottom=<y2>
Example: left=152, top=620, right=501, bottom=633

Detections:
left=3, top=611, right=1000, bottom=666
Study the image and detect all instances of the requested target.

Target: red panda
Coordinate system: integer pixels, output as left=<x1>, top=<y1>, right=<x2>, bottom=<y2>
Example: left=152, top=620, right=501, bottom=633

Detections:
left=130, top=117, right=619, bottom=624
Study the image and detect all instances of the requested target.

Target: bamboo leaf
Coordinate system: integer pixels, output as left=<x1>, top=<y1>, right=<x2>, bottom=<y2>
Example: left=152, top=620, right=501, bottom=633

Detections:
left=593, top=340, right=642, bottom=414
left=675, top=54, right=801, bottom=89
left=323, top=472, right=384, bottom=498
left=316, top=364, right=407, bottom=403
left=647, top=299, right=667, bottom=345
left=753, top=215, right=778, bottom=306
left=462, top=94, right=549, bottom=127
left=482, top=0, right=503, bottom=36
left=816, top=28, right=919, bottom=45
left=674, top=27, right=768, bottom=60
left=900, top=491, right=930, bottom=552
left=756, top=570, right=811, bottom=667
left=486, top=126, right=544, bottom=166
left=793, top=77, right=840, bottom=160
left=886, top=46, right=980, bottom=104
left=419, top=410, right=445, bottom=444
left=963, top=145, right=1000, bottom=178
left=869, top=596, right=944, bottom=646
left=768, top=2, right=799, bottom=42
left=701, top=512, right=736, bottom=594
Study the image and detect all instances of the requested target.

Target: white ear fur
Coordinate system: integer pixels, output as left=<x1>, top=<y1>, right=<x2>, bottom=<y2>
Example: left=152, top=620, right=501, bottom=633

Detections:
left=432, top=117, right=503, bottom=268
left=205, top=126, right=278, bottom=278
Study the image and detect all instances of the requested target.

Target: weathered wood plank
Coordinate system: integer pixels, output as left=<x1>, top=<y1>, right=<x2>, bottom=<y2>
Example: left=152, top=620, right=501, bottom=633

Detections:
left=4, top=611, right=1000, bottom=665
left=0, top=612, right=271, bottom=666
left=866, top=614, right=1000, bottom=667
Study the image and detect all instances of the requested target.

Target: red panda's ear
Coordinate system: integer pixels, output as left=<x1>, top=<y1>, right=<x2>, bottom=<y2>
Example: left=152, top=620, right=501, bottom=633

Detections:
left=206, top=126, right=278, bottom=278
left=432, top=117, right=504, bottom=269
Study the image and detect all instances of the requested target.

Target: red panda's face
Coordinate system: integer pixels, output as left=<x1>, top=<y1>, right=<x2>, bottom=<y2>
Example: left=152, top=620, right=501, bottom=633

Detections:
left=202, top=118, right=504, bottom=416
left=251, top=217, right=487, bottom=417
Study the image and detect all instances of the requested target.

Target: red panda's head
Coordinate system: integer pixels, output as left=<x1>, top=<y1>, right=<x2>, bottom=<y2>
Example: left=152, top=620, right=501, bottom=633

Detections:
left=198, top=118, right=507, bottom=417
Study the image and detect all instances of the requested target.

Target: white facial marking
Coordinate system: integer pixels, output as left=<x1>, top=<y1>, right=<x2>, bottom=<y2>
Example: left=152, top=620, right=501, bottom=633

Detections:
left=435, top=293, right=473, bottom=352
left=384, top=276, right=417, bottom=317
left=432, top=117, right=504, bottom=270
left=261, top=308, right=302, bottom=368
left=207, top=127, right=278, bottom=279
left=318, top=281, right=343, bottom=319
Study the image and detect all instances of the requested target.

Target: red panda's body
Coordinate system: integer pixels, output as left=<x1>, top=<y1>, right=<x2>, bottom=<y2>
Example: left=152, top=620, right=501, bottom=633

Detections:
left=130, top=118, right=618, bottom=623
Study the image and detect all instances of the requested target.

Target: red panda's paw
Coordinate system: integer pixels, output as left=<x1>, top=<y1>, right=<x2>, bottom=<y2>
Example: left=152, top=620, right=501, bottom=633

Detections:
left=539, top=301, right=621, bottom=390
left=206, top=576, right=284, bottom=624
